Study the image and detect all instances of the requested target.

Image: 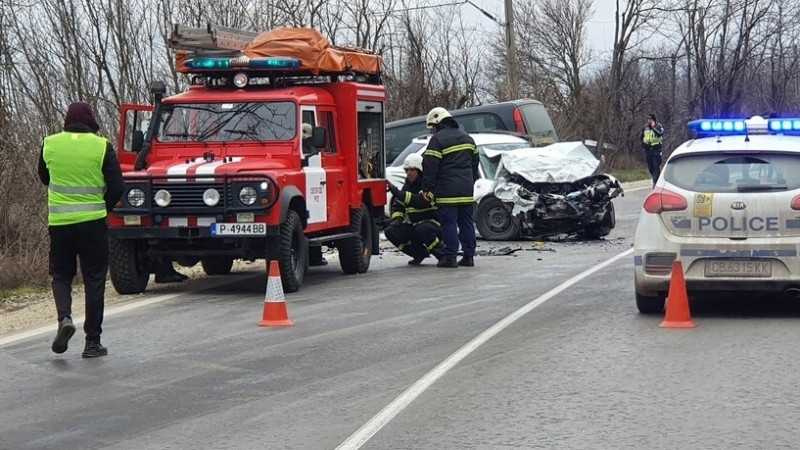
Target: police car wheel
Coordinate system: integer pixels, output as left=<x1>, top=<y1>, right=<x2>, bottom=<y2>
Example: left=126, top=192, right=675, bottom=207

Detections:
left=635, top=291, right=666, bottom=314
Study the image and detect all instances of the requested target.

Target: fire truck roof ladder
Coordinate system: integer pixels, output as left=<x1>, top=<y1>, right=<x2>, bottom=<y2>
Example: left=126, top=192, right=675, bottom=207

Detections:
left=169, top=23, right=258, bottom=52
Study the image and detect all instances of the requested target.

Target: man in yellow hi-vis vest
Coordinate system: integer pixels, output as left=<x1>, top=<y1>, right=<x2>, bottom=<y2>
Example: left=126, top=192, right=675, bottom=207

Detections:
left=642, top=113, right=665, bottom=188
left=38, top=102, right=123, bottom=358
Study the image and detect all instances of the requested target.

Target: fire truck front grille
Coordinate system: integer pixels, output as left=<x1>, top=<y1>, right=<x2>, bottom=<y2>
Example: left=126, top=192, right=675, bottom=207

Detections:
left=153, top=182, right=226, bottom=208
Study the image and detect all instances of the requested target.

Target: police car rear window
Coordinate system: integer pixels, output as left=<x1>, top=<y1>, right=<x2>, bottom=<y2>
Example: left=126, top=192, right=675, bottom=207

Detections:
left=664, top=152, right=800, bottom=192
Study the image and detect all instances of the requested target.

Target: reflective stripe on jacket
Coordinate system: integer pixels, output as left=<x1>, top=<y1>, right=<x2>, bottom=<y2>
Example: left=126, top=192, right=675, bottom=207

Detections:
left=390, top=177, right=439, bottom=225
left=421, top=122, right=478, bottom=206
left=43, top=131, right=108, bottom=226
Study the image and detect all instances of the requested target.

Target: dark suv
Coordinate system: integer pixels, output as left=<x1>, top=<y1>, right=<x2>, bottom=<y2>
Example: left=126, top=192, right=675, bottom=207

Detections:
left=385, top=99, right=558, bottom=164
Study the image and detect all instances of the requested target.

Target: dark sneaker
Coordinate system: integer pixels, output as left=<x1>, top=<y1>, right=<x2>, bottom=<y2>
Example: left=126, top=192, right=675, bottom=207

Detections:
left=458, top=256, right=474, bottom=267
left=51, top=317, right=76, bottom=354
left=436, top=256, right=458, bottom=268
left=82, top=341, right=108, bottom=358
left=408, top=255, right=426, bottom=266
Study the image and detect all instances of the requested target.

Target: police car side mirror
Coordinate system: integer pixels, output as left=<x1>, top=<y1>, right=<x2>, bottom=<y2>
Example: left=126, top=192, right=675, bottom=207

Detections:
left=132, top=130, right=144, bottom=152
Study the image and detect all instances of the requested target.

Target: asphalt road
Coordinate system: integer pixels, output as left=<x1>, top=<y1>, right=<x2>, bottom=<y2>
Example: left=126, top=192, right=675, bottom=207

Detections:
left=3, top=185, right=800, bottom=449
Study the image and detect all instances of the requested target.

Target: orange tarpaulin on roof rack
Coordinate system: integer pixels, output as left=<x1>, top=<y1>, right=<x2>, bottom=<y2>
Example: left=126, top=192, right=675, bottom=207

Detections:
left=244, top=28, right=382, bottom=75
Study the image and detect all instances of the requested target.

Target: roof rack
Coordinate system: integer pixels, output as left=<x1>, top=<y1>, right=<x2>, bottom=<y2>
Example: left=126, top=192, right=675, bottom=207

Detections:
left=168, top=23, right=257, bottom=52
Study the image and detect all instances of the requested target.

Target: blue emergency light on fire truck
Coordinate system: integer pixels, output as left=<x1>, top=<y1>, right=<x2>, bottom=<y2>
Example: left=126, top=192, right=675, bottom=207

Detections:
left=109, top=23, right=388, bottom=295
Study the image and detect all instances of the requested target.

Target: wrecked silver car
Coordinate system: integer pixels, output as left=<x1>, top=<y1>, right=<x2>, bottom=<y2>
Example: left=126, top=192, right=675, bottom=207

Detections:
left=474, top=142, right=624, bottom=240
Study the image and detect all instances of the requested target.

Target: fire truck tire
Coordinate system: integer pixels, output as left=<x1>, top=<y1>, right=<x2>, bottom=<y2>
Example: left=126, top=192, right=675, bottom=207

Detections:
left=476, top=197, right=520, bottom=241
left=201, top=257, right=234, bottom=275
left=268, top=209, right=308, bottom=293
left=338, top=204, right=372, bottom=274
left=109, top=238, right=150, bottom=295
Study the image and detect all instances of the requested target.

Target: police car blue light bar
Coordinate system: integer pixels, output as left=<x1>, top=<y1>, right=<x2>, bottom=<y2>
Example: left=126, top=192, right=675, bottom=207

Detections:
left=184, top=56, right=302, bottom=71
left=768, top=118, right=800, bottom=133
left=687, top=119, right=747, bottom=135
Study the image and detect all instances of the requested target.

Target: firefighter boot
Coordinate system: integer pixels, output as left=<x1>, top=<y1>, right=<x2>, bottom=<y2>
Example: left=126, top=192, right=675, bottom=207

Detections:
left=458, top=255, right=474, bottom=267
left=430, top=244, right=446, bottom=261
left=437, top=255, right=458, bottom=268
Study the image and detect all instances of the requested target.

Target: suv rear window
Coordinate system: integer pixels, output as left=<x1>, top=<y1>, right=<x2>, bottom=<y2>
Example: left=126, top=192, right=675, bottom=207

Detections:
left=665, top=152, right=800, bottom=192
left=519, top=104, right=558, bottom=139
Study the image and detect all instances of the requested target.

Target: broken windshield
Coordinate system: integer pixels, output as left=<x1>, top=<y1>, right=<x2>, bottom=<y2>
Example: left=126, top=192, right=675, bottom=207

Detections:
left=156, top=102, right=296, bottom=143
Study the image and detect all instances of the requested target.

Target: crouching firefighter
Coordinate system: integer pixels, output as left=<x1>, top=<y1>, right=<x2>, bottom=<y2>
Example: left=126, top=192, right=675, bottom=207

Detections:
left=385, top=154, right=446, bottom=265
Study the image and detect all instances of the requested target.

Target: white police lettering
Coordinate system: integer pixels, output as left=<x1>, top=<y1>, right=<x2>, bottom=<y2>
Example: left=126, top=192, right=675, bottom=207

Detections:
left=697, top=216, right=779, bottom=231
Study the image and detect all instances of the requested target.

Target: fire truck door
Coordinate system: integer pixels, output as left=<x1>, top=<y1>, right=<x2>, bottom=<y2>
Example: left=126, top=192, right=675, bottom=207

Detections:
left=304, top=154, right=328, bottom=224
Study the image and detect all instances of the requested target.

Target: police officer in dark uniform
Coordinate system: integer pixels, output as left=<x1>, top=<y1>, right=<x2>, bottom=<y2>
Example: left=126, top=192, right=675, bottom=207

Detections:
left=385, top=153, right=445, bottom=265
left=421, top=107, right=478, bottom=268
left=38, top=102, right=123, bottom=358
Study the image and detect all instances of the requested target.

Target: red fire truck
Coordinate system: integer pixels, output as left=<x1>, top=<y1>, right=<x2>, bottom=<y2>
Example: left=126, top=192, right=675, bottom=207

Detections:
left=109, top=24, right=387, bottom=294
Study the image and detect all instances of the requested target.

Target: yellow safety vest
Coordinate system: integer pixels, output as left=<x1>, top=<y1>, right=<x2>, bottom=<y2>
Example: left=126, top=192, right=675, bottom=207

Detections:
left=643, top=128, right=662, bottom=146
left=42, top=131, right=108, bottom=226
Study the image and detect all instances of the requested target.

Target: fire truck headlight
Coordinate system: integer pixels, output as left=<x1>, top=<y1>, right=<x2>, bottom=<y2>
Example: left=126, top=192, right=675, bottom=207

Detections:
left=127, top=188, right=146, bottom=207
left=203, top=188, right=220, bottom=206
left=233, top=72, right=249, bottom=88
left=154, top=189, right=171, bottom=207
left=238, top=186, right=257, bottom=206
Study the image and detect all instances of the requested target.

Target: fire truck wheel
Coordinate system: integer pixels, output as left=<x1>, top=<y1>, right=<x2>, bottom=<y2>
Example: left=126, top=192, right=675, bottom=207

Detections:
left=109, top=238, right=150, bottom=295
left=268, top=209, right=308, bottom=293
left=338, top=204, right=372, bottom=274
left=201, top=257, right=234, bottom=275
left=175, top=257, right=200, bottom=268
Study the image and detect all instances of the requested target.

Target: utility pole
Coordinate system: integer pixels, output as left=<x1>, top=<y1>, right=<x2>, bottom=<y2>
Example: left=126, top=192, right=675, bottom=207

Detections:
left=504, top=0, right=519, bottom=99
left=465, top=0, right=518, bottom=100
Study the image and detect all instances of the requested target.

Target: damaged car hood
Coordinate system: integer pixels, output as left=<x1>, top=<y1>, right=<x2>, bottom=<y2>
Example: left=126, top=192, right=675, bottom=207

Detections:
left=475, top=141, right=603, bottom=201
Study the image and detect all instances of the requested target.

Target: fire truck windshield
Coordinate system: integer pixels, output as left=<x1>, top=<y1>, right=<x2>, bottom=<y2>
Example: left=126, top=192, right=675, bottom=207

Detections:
left=156, top=101, right=297, bottom=143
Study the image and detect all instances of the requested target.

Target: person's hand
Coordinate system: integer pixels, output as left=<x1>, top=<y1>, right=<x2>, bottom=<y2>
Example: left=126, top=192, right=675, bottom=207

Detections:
left=387, top=183, right=401, bottom=197
left=421, top=191, right=431, bottom=202
left=389, top=217, right=403, bottom=227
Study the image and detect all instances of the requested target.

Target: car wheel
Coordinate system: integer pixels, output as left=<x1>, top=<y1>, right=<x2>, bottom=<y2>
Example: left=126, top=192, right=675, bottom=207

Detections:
left=584, top=203, right=615, bottom=239
left=636, top=291, right=666, bottom=314
left=476, top=196, right=520, bottom=241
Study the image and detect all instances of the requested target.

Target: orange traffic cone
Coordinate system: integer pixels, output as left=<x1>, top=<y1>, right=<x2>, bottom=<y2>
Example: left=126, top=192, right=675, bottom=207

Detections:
left=258, top=261, right=294, bottom=327
left=659, top=260, right=697, bottom=328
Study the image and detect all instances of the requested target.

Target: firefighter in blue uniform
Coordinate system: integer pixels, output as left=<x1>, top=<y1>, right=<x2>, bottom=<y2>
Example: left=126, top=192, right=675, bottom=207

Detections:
left=385, top=154, right=445, bottom=265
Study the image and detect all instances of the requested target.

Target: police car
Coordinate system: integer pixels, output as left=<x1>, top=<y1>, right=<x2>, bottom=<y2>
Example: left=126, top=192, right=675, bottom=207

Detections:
left=634, top=116, right=800, bottom=313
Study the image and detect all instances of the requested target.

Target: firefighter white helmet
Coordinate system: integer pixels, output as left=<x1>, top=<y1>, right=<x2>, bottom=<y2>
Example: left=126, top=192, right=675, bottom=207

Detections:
left=426, top=107, right=452, bottom=129
left=301, top=123, right=313, bottom=139
left=402, top=153, right=424, bottom=172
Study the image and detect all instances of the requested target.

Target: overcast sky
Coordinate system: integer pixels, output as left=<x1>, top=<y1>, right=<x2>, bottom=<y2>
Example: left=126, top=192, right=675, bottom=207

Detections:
left=469, top=0, right=618, bottom=57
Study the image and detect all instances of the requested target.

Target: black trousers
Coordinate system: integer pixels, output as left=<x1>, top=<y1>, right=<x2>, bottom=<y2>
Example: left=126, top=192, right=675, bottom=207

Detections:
left=385, top=221, right=441, bottom=259
left=644, top=146, right=663, bottom=186
left=48, top=218, right=108, bottom=342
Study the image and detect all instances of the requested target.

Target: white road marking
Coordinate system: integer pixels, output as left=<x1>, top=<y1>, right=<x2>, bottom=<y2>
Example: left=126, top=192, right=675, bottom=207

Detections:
left=336, top=247, right=635, bottom=449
